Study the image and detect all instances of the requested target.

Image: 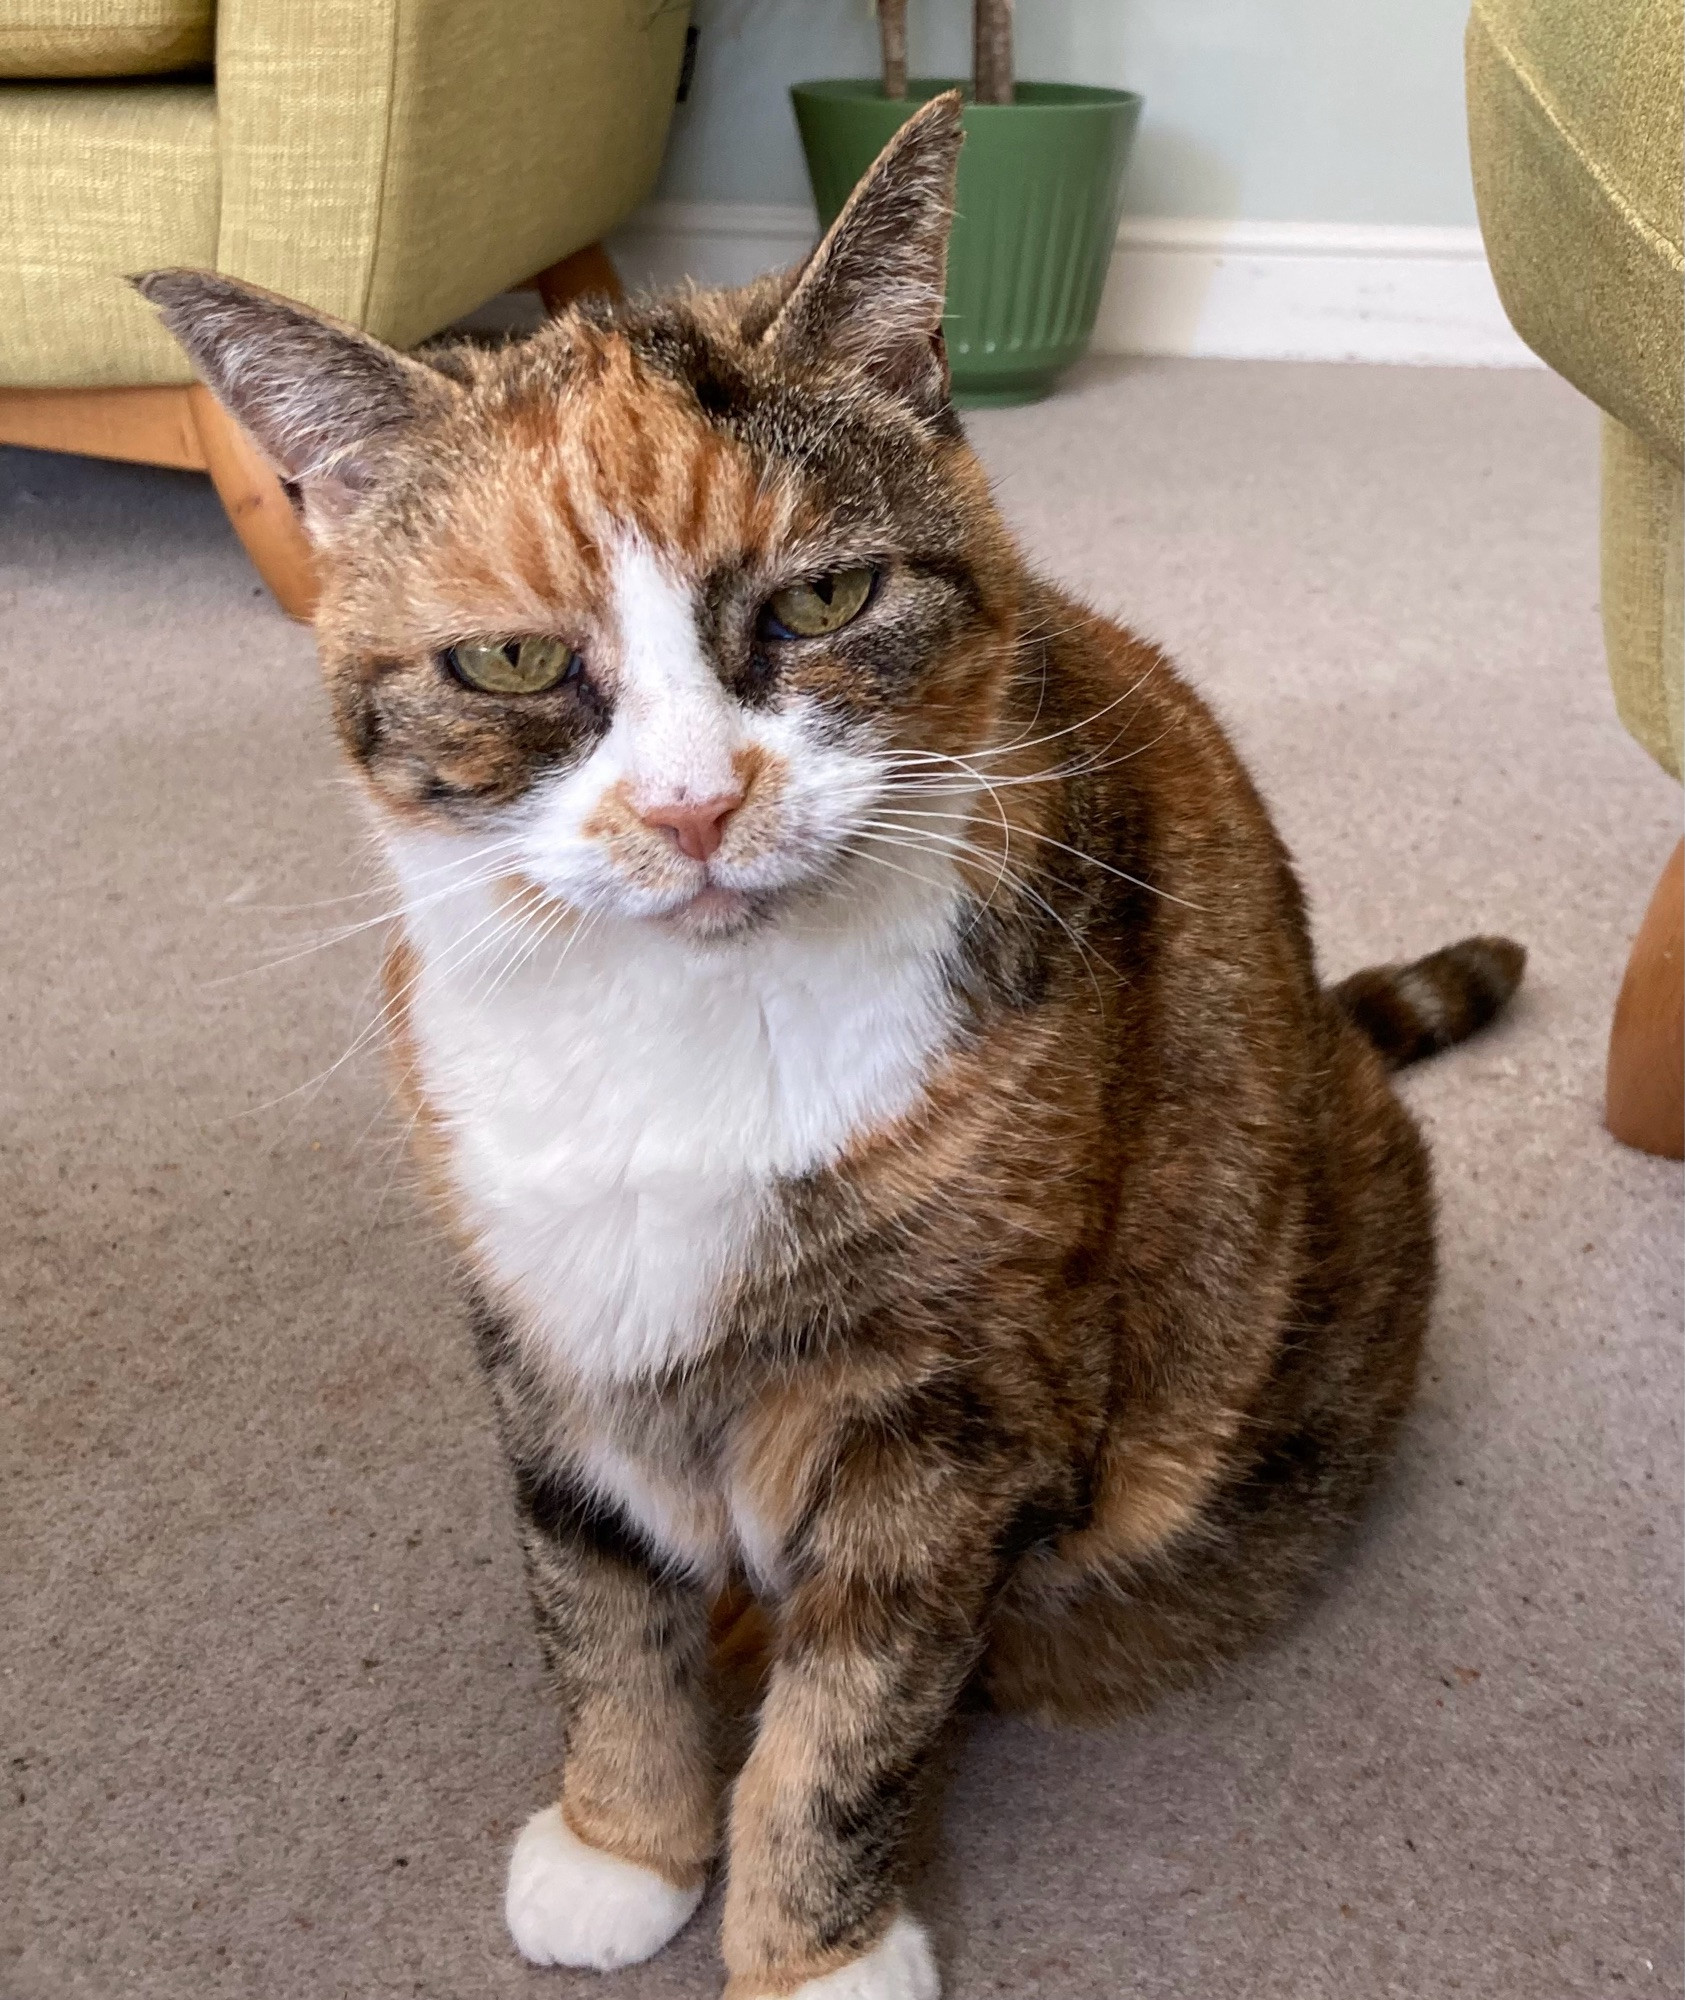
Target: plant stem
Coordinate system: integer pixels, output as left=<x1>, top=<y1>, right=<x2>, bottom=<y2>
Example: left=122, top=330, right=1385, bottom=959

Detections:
left=879, top=0, right=908, bottom=99
left=973, top=0, right=1013, bottom=105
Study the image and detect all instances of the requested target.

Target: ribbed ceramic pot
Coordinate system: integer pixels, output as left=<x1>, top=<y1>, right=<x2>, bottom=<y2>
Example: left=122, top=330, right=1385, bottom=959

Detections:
left=791, top=79, right=1142, bottom=407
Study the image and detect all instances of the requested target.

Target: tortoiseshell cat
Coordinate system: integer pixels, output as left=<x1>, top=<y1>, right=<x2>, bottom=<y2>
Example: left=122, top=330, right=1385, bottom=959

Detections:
left=139, top=97, right=1523, bottom=2000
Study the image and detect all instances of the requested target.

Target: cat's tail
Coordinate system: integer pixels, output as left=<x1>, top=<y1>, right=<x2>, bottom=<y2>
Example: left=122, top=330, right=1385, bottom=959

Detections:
left=1330, top=935, right=1526, bottom=1070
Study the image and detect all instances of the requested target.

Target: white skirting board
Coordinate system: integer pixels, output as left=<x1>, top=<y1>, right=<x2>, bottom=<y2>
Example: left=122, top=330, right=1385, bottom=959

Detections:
left=606, top=202, right=1542, bottom=369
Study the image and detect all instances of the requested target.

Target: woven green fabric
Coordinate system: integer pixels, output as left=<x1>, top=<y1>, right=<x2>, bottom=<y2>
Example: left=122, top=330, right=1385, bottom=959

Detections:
left=1467, top=0, right=1683, bottom=462
left=0, top=0, right=688, bottom=384
left=213, top=0, right=691, bottom=349
left=1603, top=416, right=1684, bottom=779
left=0, top=81, right=217, bottom=385
left=1468, top=0, right=1683, bottom=778
left=0, top=0, right=213, bottom=78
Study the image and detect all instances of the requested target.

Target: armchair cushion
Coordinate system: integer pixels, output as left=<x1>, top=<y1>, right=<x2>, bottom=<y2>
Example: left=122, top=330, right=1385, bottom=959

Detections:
left=1466, top=0, right=1683, bottom=464
left=1468, top=0, right=1683, bottom=781
left=213, top=0, right=690, bottom=351
left=0, top=0, right=214, bottom=79
left=0, top=79, right=217, bottom=385
left=0, top=1, right=689, bottom=387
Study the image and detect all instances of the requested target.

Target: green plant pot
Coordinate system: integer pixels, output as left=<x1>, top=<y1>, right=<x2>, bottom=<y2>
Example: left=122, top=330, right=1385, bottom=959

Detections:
left=791, top=79, right=1142, bottom=408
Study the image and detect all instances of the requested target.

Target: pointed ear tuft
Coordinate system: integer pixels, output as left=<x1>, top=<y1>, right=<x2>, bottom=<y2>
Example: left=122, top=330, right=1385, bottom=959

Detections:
left=130, top=270, right=455, bottom=515
left=765, top=91, right=963, bottom=412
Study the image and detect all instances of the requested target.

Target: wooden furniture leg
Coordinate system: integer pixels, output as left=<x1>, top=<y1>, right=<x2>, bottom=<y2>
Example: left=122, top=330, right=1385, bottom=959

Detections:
left=1606, top=837, right=1684, bottom=1159
left=187, top=385, right=318, bottom=623
left=525, top=242, right=624, bottom=315
left=0, top=384, right=204, bottom=469
left=1, top=383, right=317, bottom=622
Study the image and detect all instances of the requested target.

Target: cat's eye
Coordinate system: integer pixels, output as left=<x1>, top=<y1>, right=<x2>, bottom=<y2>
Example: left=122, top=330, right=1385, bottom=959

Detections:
left=760, top=566, right=875, bottom=640
left=445, top=635, right=581, bottom=695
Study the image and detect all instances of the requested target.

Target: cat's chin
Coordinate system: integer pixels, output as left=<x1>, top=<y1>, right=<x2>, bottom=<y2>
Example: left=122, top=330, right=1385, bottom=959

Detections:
left=656, top=882, right=772, bottom=942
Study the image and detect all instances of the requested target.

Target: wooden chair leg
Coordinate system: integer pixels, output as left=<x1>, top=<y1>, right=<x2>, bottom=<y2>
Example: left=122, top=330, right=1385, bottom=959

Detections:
left=187, top=385, right=318, bottom=623
left=525, top=242, right=624, bottom=316
left=0, top=384, right=204, bottom=469
left=1605, top=836, right=1684, bottom=1159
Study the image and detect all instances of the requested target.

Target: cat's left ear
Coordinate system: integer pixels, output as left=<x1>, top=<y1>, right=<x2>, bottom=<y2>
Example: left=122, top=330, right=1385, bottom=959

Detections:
left=130, top=270, right=459, bottom=529
left=764, top=91, right=963, bottom=415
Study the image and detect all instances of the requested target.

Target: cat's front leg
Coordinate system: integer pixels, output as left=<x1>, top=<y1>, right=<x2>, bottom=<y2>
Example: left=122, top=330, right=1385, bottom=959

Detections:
left=504, top=1458, right=717, bottom=1972
left=721, top=1439, right=1010, bottom=2000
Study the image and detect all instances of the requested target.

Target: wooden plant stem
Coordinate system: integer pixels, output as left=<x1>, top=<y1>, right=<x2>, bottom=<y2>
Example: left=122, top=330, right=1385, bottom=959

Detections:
left=973, top=0, right=1014, bottom=105
left=1605, top=837, right=1684, bottom=1159
left=879, top=0, right=908, bottom=98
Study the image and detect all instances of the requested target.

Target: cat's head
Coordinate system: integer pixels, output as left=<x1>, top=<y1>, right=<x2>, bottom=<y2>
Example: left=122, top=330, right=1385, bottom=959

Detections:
left=138, top=95, right=1024, bottom=942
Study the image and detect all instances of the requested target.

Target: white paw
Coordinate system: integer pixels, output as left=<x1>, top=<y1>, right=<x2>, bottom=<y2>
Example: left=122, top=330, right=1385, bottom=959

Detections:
left=504, top=1804, right=703, bottom=1970
left=784, top=1914, right=940, bottom=2000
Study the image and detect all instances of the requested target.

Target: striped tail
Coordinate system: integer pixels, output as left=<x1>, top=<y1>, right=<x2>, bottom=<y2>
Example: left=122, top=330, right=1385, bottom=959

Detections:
left=1331, top=935, right=1526, bottom=1070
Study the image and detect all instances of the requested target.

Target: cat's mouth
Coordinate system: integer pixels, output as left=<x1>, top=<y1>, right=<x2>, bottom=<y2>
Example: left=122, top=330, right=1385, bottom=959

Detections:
left=657, top=880, right=768, bottom=940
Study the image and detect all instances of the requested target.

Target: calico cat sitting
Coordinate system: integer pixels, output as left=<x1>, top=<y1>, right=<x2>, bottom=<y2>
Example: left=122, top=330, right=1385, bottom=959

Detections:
left=138, top=94, right=1522, bottom=2000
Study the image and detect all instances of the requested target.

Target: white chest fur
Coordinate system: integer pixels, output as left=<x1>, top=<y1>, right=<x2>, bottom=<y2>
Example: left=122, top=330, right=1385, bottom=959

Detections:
left=390, top=841, right=961, bottom=1386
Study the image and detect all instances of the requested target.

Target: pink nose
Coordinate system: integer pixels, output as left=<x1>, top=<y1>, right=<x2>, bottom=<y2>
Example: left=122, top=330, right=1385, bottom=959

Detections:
left=639, top=791, right=742, bottom=863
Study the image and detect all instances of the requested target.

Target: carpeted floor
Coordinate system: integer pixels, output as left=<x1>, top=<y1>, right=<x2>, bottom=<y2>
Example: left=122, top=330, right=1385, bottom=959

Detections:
left=3, top=359, right=1679, bottom=2000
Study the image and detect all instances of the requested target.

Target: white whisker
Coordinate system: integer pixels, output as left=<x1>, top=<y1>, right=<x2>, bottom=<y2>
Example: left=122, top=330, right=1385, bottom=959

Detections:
left=848, top=823, right=1114, bottom=1008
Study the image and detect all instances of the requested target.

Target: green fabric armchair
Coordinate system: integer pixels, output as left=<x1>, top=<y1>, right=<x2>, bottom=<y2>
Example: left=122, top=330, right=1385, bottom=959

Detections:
left=0, top=0, right=691, bottom=386
left=1467, top=0, right=1683, bottom=781
left=1467, top=0, right=1684, bottom=1155
left=0, top=0, right=690, bottom=615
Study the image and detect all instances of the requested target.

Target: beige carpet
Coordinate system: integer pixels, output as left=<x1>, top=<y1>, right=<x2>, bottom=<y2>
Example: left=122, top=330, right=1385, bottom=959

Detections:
left=3, top=358, right=1679, bottom=2000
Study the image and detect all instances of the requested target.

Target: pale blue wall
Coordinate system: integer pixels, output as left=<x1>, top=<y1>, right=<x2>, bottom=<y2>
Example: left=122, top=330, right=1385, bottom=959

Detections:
left=656, top=0, right=1480, bottom=225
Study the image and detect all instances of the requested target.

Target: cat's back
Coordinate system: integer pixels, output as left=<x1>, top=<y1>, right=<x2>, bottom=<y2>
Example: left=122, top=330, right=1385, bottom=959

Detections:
left=1013, top=579, right=1325, bottom=1065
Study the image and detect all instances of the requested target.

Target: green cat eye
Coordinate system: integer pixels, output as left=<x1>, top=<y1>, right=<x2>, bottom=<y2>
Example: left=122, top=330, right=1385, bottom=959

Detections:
left=446, top=635, right=581, bottom=695
left=761, top=566, right=875, bottom=640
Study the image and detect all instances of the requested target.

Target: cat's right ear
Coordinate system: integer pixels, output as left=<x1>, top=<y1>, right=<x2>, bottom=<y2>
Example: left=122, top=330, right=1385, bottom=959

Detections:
left=130, top=270, right=457, bottom=530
